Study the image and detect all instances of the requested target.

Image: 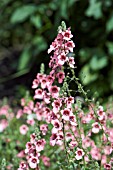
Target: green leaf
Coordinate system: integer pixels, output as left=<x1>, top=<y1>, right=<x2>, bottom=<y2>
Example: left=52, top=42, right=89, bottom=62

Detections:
left=60, top=0, right=68, bottom=19
left=30, top=15, right=42, bottom=29
left=33, top=36, right=47, bottom=54
left=106, top=41, right=113, bottom=55
left=11, top=5, right=37, bottom=23
left=79, top=65, right=98, bottom=85
left=106, top=14, right=113, bottom=33
left=85, top=0, right=102, bottom=19
left=67, top=0, right=77, bottom=7
left=90, top=55, right=107, bottom=70
left=18, top=48, right=31, bottom=71
left=79, top=48, right=91, bottom=63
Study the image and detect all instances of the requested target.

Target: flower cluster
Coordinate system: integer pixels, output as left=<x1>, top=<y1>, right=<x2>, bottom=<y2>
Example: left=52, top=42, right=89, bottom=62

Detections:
left=17, top=22, right=113, bottom=170
left=0, top=105, right=14, bottom=132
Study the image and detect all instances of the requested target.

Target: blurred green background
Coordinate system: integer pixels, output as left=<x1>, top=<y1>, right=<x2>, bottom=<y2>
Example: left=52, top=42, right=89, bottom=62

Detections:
left=0, top=0, right=113, bottom=101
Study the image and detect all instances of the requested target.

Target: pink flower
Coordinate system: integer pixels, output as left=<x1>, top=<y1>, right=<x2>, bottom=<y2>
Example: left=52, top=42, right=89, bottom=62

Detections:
left=40, top=78, right=47, bottom=89
left=35, top=139, right=46, bottom=152
left=21, top=98, right=26, bottom=106
left=75, top=148, right=85, bottom=160
left=0, top=119, right=8, bottom=132
left=68, top=57, right=75, bottom=68
left=90, top=147, right=101, bottom=160
left=18, top=161, right=28, bottom=170
left=65, top=41, right=75, bottom=52
left=30, top=133, right=36, bottom=143
left=69, top=140, right=78, bottom=149
left=46, top=75, right=54, bottom=86
left=69, top=115, right=77, bottom=126
left=62, top=29, right=73, bottom=41
left=52, top=120, right=62, bottom=133
left=27, top=119, right=35, bottom=126
left=104, top=146, right=112, bottom=155
left=41, top=155, right=50, bottom=167
left=32, top=79, right=39, bottom=89
left=49, top=86, right=60, bottom=98
left=25, top=142, right=33, bottom=154
left=34, top=89, right=43, bottom=99
left=19, top=124, right=29, bottom=135
left=50, top=133, right=57, bottom=146
left=52, top=99, right=62, bottom=113
left=61, top=108, right=72, bottom=121
left=56, top=71, right=65, bottom=83
left=97, top=106, right=106, bottom=121
left=16, top=109, right=23, bottom=119
left=65, top=96, right=74, bottom=108
left=58, top=53, right=67, bottom=65
left=92, top=122, right=101, bottom=134
left=23, top=106, right=32, bottom=114
left=40, top=124, right=48, bottom=135
left=17, top=150, right=25, bottom=158
left=101, top=155, right=107, bottom=165
left=104, top=163, right=111, bottom=170
left=29, top=156, right=39, bottom=169
left=36, top=73, right=46, bottom=81
left=43, top=91, right=51, bottom=104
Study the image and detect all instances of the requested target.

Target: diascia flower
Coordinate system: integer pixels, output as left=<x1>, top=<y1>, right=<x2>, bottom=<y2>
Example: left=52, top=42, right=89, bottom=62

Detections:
left=49, top=85, right=60, bottom=98
left=28, top=156, right=39, bottom=169
left=92, top=122, right=101, bottom=134
left=75, top=148, right=85, bottom=160
left=35, top=139, right=46, bottom=152
left=34, top=89, right=43, bottom=99
left=19, top=124, right=29, bottom=135
left=61, top=108, right=72, bottom=121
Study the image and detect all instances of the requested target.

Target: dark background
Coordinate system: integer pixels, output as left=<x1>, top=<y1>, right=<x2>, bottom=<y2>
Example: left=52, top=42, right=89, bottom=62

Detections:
left=0, top=0, right=113, bottom=102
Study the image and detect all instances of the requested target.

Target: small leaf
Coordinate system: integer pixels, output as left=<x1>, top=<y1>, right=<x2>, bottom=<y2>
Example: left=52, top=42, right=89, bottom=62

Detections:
left=33, top=36, right=47, bottom=54
left=106, top=41, right=113, bottom=55
left=79, top=65, right=98, bottom=85
left=85, top=0, right=102, bottom=19
left=18, top=48, right=31, bottom=71
left=90, top=55, right=107, bottom=70
left=60, top=0, right=68, bottom=19
left=30, top=15, right=42, bottom=29
left=11, top=5, right=37, bottom=23
left=106, top=14, right=113, bottom=33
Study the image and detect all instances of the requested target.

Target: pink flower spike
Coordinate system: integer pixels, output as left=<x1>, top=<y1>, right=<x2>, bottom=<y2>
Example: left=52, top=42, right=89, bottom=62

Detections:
left=75, top=148, right=85, bottom=160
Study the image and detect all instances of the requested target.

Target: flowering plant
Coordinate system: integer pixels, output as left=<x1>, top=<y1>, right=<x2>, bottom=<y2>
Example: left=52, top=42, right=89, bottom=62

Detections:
left=1, top=22, right=113, bottom=170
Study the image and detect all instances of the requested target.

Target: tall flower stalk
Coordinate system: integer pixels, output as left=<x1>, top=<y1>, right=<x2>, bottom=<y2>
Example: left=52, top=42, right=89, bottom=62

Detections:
left=18, top=22, right=113, bottom=170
